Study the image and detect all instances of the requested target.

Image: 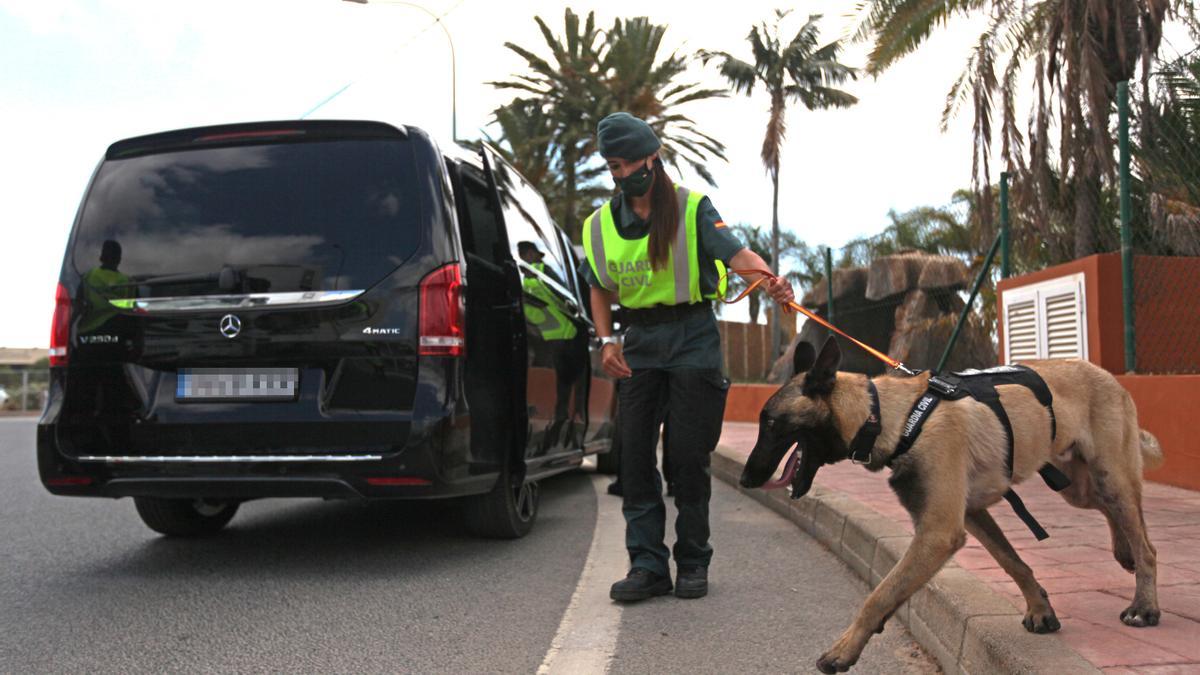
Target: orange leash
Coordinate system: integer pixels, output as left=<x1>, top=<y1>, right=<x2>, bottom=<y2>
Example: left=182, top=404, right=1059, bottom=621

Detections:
left=723, top=269, right=920, bottom=376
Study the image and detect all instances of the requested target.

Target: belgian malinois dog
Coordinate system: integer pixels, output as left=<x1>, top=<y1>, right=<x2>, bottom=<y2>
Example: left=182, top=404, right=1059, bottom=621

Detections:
left=741, top=336, right=1164, bottom=674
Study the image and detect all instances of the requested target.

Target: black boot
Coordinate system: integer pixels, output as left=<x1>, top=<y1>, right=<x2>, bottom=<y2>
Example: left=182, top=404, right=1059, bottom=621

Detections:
left=610, top=568, right=672, bottom=602
left=674, top=565, right=708, bottom=599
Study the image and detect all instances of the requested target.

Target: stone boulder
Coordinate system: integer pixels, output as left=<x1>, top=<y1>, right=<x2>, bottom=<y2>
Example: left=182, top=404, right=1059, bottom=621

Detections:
left=802, top=267, right=869, bottom=308
left=767, top=251, right=995, bottom=384
left=865, top=252, right=969, bottom=300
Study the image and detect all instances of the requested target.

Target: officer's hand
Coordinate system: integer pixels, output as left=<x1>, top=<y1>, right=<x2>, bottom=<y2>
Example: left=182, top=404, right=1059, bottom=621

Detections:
left=766, top=275, right=794, bottom=306
left=601, top=343, right=633, bottom=379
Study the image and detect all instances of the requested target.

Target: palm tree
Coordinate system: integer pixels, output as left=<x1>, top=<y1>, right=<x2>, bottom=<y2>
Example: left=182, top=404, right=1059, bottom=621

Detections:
left=725, top=223, right=822, bottom=323
left=699, top=10, right=858, bottom=355
left=600, top=17, right=729, bottom=185
left=490, top=10, right=728, bottom=241
left=489, top=10, right=607, bottom=241
left=850, top=0, right=1190, bottom=260
left=1132, top=48, right=1200, bottom=255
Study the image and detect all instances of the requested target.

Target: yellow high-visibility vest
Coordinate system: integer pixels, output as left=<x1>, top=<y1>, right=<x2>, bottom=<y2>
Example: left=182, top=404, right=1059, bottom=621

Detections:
left=583, top=185, right=726, bottom=308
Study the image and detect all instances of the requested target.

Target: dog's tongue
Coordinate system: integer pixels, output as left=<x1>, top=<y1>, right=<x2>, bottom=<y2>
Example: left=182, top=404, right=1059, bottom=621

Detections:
left=761, top=446, right=799, bottom=490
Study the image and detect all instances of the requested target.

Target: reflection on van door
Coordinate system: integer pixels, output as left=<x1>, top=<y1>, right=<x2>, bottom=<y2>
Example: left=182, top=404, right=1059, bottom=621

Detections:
left=482, top=146, right=591, bottom=468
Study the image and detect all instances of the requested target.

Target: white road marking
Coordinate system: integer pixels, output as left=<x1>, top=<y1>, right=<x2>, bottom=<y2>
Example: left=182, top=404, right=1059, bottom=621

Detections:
left=538, top=473, right=627, bottom=675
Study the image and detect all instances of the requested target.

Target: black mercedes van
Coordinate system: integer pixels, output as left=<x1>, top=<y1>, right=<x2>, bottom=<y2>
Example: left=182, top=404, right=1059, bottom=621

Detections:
left=39, top=120, right=617, bottom=539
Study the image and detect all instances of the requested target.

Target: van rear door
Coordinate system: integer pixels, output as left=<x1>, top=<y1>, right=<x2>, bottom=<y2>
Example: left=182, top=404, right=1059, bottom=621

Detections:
left=58, top=122, right=431, bottom=458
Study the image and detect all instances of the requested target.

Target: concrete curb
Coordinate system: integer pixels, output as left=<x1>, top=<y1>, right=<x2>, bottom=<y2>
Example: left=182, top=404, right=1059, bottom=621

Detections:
left=712, top=447, right=1099, bottom=675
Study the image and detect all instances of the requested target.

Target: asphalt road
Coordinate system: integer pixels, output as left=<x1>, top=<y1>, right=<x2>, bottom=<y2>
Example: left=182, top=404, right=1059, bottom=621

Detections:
left=1, top=417, right=936, bottom=673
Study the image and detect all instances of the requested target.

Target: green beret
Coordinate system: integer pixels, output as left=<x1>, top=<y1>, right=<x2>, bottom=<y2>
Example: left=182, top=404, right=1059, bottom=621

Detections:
left=597, top=112, right=661, bottom=160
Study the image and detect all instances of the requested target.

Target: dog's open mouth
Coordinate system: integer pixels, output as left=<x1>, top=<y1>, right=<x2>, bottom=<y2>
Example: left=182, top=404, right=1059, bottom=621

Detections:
left=760, top=445, right=800, bottom=490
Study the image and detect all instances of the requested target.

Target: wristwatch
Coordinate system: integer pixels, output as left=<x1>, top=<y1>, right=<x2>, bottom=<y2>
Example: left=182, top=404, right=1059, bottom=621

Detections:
left=599, top=336, right=620, bottom=348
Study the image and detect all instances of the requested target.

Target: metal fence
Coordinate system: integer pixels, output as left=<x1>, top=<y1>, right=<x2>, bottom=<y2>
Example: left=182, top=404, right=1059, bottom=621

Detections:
left=0, top=369, right=49, bottom=413
left=984, top=52, right=1200, bottom=375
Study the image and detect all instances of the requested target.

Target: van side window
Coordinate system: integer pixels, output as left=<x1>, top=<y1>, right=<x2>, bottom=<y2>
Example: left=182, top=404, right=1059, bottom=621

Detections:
left=485, top=151, right=569, bottom=285
left=457, top=168, right=506, bottom=265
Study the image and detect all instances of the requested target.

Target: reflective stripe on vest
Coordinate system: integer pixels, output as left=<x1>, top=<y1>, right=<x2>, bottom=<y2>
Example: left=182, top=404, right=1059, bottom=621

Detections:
left=582, top=186, right=727, bottom=308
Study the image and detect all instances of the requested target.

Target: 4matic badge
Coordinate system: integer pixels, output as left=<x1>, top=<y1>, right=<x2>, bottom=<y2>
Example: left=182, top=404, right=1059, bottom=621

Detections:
left=362, top=327, right=403, bottom=336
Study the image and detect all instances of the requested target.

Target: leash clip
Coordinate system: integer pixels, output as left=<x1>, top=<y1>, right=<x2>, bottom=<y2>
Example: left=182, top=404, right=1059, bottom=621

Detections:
left=893, top=364, right=922, bottom=377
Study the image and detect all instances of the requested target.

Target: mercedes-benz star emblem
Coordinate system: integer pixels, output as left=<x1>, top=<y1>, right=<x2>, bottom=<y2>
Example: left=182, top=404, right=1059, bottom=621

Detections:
left=219, top=314, right=242, bottom=339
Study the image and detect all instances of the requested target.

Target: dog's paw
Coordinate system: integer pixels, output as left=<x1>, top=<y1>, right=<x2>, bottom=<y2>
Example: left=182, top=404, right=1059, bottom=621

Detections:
left=1022, top=608, right=1061, bottom=633
left=816, top=648, right=859, bottom=673
left=1120, top=603, right=1161, bottom=627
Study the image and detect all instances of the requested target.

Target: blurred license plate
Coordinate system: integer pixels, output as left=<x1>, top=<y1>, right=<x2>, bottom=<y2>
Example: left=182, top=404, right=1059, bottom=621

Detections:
left=176, top=368, right=298, bottom=401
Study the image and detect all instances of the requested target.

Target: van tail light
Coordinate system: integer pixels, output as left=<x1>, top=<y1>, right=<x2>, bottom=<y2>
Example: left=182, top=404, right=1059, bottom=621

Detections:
left=418, top=263, right=465, bottom=357
left=49, top=283, right=71, bottom=366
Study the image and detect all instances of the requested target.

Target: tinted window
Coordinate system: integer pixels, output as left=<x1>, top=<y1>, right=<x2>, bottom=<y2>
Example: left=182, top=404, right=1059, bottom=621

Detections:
left=72, top=139, right=423, bottom=296
left=458, top=169, right=507, bottom=265
left=485, top=148, right=569, bottom=286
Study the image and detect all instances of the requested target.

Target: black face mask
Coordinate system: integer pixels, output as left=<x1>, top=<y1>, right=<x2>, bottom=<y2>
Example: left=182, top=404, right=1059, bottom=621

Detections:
left=616, top=161, right=654, bottom=198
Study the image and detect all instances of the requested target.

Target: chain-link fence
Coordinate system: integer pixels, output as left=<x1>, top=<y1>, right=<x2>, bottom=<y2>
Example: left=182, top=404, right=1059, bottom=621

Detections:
left=0, top=369, right=49, bottom=413
left=1126, top=50, right=1200, bottom=374
left=994, top=48, right=1200, bottom=375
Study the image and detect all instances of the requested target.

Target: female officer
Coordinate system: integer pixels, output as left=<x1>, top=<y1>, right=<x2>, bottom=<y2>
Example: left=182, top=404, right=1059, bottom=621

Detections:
left=581, top=112, right=793, bottom=601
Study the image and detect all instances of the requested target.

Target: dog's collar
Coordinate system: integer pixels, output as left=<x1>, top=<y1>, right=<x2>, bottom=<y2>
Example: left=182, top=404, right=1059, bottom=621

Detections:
left=848, top=380, right=881, bottom=464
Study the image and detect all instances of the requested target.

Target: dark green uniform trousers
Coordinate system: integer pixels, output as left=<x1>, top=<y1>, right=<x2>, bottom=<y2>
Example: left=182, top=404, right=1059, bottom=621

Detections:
left=618, top=367, right=729, bottom=577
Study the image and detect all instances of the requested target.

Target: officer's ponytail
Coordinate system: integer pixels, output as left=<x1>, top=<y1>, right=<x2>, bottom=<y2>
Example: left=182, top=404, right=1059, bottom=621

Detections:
left=646, top=159, right=678, bottom=272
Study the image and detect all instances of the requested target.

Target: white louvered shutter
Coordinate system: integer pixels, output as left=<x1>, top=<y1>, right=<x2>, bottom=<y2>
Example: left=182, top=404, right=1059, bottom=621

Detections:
left=1005, top=295, right=1039, bottom=363
left=1044, top=289, right=1083, bottom=358
left=1002, top=273, right=1087, bottom=363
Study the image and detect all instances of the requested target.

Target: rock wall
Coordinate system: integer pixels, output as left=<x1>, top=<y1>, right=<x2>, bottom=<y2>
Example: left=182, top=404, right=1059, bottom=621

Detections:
left=767, top=251, right=997, bottom=383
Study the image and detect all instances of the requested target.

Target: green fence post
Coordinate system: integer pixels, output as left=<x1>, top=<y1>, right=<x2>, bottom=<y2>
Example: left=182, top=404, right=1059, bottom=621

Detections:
left=825, top=246, right=834, bottom=324
left=1119, top=80, right=1136, bottom=373
left=938, top=231, right=1003, bottom=373
left=1000, top=172, right=1011, bottom=279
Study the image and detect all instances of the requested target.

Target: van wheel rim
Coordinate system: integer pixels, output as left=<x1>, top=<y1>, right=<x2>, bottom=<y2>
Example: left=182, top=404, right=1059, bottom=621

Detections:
left=192, top=500, right=228, bottom=517
left=514, top=482, right=537, bottom=522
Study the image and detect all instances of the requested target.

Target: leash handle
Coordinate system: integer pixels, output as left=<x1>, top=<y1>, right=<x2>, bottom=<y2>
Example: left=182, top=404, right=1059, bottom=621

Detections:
left=723, top=268, right=916, bottom=375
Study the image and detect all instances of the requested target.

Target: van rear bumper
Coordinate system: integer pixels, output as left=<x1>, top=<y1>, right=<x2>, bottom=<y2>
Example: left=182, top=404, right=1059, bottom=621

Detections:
left=37, top=423, right=499, bottom=501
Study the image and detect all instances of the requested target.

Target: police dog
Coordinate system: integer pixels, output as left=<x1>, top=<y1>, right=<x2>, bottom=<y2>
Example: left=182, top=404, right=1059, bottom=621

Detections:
left=740, top=336, right=1163, bottom=674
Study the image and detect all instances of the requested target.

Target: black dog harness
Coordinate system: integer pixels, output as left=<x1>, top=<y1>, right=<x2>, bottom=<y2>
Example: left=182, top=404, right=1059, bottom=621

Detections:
left=849, top=366, right=1071, bottom=540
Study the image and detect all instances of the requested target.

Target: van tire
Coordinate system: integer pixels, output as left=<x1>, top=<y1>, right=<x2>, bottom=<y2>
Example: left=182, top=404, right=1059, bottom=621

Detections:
left=134, top=497, right=239, bottom=537
left=463, top=463, right=539, bottom=539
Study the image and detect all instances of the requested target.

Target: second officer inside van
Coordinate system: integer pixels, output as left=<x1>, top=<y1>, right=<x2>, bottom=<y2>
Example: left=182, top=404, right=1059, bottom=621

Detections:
left=581, top=112, right=793, bottom=601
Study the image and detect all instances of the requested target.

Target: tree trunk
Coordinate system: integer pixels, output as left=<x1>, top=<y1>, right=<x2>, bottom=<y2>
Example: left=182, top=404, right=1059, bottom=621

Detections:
left=770, top=165, right=782, bottom=359
left=749, top=294, right=760, bottom=324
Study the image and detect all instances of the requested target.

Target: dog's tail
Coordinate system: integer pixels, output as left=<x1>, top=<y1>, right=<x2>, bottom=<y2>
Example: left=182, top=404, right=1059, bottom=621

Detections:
left=1139, top=429, right=1164, bottom=471
left=1126, top=389, right=1165, bottom=471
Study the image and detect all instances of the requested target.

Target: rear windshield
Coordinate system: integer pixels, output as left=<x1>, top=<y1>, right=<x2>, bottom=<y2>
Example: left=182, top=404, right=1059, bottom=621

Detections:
left=72, top=138, right=423, bottom=296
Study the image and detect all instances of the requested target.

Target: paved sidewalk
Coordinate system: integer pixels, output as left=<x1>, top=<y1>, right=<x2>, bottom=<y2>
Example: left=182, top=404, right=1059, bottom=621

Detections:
left=718, top=422, right=1200, bottom=674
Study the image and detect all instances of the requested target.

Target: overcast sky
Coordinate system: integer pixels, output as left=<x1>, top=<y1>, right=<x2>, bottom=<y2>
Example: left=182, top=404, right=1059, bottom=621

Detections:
left=1, top=0, right=995, bottom=348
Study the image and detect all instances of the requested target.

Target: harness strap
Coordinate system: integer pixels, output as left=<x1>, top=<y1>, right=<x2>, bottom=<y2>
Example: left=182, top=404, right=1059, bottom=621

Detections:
left=1039, top=464, right=1072, bottom=491
left=848, top=380, right=882, bottom=464
left=890, top=392, right=940, bottom=463
left=889, top=366, right=1070, bottom=540
left=1003, top=489, right=1050, bottom=541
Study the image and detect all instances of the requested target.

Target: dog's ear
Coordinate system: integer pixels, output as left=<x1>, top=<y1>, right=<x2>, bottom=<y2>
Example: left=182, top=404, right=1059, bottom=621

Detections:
left=807, top=336, right=841, bottom=389
left=793, top=341, right=816, bottom=376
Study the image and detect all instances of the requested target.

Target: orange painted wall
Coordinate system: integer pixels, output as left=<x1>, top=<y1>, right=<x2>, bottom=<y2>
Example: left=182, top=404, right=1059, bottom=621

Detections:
left=1132, top=256, right=1200, bottom=373
left=1117, top=374, right=1200, bottom=492
left=724, top=383, right=776, bottom=423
